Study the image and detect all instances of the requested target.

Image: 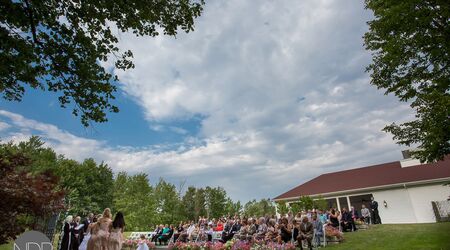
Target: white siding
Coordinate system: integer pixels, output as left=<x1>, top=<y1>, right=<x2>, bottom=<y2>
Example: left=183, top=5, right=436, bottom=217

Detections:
left=373, top=184, right=450, bottom=223
left=407, top=184, right=450, bottom=223
left=373, top=188, right=417, bottom=224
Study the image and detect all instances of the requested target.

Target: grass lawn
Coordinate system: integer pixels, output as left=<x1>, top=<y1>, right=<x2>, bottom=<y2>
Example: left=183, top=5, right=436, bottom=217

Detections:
left=326, top=222, right=450, bottom=250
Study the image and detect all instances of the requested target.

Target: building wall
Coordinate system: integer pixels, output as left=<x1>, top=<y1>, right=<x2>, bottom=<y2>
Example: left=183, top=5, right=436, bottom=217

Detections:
left=373, top=184, right=450, bottom=223
left=373, top=188, right=417, bottom=223
left=407, top=184, right=450, bottom=223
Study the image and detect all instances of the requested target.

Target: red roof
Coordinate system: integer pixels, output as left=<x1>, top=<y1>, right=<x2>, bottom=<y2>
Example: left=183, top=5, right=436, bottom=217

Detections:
left=274, top=157, right=450, bottom=200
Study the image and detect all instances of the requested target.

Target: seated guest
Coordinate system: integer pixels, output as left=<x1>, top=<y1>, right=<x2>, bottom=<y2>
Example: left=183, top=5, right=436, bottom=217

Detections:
left=350, top=206, right=359, bottom=222
left=292, top=219, right=299, bottom=242
left=297, top=216, right=313, bottom=250
left=247, top=219, right=257, bottom=241
left=329, top=209, right=339, bottom=228
left=158, top=224, right=173, bottom=245
left=205, top=225, right=213, bottom=241
left=340, top=208, right=357, bottom=232
left=318, top=210, right=328, bottom=225
left=173, top=222, right=184, bottom=242
left=311, top=213, right=323, bottom=246
left=360, top=204, right=371, bottom=224
left=220, top=219, right=239, bottom=243
left=254, top=217, right=267, bottom=241
left=188, top=223, right=199, bottom=242
left=215, top=219, right=224, bottom=231
left=236, top=219, right=248, bottom=240
left=264, top=219, right=278, bottom=242
left=276, top=218, right=291, bottom=244
left=151, top=225, right=163, bottom=243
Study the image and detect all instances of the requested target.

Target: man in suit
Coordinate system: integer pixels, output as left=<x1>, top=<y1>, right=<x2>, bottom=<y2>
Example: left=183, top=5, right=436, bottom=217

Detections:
left=297, top=216, right=313, bottom=250
left=220, top=219, right=240, bottom=243
left=370, top=197, right=382, bottom=224
left=341, top=207, right=357, bottom=232
left=79, top=213, right=93, bottom=244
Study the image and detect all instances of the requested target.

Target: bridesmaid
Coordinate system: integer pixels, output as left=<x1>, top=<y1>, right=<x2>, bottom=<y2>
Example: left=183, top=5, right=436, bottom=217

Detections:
left=108, top=212, right=125, bottom=250
left=97, top=209, right=112, bottom=250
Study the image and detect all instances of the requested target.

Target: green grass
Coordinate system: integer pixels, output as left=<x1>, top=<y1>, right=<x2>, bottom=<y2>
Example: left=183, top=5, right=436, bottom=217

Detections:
left=326, top=223, right=450, bottom=250
left=0, top=242, right=11, bottom=250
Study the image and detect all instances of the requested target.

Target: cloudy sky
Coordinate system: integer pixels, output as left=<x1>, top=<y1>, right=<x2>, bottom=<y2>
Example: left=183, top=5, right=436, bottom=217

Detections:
left=0, top=0, right=414, bottom=201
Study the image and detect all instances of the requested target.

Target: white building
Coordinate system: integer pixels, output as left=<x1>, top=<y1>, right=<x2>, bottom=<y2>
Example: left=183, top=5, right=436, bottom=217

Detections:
left=273, top=154, right=450, bottom=223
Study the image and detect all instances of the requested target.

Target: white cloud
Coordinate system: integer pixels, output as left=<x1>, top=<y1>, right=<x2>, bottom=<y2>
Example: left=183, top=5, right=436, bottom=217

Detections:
left=0, top=0, right=417, bottom=201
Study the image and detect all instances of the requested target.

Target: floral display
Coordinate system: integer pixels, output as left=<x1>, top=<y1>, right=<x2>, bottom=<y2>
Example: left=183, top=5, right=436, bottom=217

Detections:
left=123, top=239, right=156, bottom=250
left=167, top=240, right=295, bottom=250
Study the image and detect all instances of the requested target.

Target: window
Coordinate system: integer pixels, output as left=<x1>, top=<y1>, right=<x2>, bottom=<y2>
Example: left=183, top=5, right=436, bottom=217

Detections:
left=349, top=194, right=373, bottom=212
left=338, top=197, right=348, bottom=210
left=325, top=198, right=337, bottom=209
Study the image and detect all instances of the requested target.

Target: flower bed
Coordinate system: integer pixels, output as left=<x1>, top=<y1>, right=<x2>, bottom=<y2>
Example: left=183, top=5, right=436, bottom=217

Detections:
left=167, top=240, right=296, bottom=250
left=123, top=239, right=156, bottom=250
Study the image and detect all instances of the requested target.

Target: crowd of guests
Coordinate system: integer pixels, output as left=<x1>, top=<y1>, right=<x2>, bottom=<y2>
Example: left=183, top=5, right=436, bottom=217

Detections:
left=155, top=199, right=381, bottom=250
left=58, top=198, right=381, bottom=250
left=60, top=208, right=125, bottom=250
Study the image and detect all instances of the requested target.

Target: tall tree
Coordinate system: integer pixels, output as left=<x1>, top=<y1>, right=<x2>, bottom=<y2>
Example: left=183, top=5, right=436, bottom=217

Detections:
left=0, top=147, right=65, bottom=244
left=1, top=0, right=205, bottom=126
left=275, top=201, right=289, bottom=216
left=242, top=199, right=276, bottom=218
left=205, top=187, right=227, bottom=219
left=56, top=158, right=114, bottom=215
left=181, top=186, right=197, bottom=221
left=113, top=172, right=155, bottom=230
left=154, top=178, right=181, bottom=224
left=364, top=0, right=450, bottom=162
left=194, top=188, right=207, bottom=219
left=225, top=198, right=242, bottom=217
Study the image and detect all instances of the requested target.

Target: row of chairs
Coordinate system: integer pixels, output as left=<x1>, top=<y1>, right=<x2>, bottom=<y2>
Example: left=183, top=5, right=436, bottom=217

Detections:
left=128, top=232, right=156, bottom=240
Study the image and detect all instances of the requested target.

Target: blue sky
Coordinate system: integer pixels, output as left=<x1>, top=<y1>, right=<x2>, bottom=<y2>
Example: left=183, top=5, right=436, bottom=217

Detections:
left=0, top=0, right=414, bottom=202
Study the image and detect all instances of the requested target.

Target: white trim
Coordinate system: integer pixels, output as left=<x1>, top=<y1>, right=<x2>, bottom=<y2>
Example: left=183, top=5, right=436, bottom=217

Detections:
left=273, top=177, right=450, bottom=202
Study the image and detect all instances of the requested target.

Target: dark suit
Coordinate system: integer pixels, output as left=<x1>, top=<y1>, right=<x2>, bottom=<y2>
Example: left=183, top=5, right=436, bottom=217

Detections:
left=297, top=221, right=313, bottom=250
left=370, top=201, right=381, bottom=224
left=59, top=222, right=72, bottom=250
left=70, top=222, right=80, bottom=250
left=79, top=218, right=91, bottom=243
left=221, top=222, right=240, bottom=243
left=341, top=211, right=356, bottom=232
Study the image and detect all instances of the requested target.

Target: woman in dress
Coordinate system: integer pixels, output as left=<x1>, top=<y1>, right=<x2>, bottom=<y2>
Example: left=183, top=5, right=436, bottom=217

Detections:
left=97, top=208, right=112, bottom=250
left=87, top=217, right=100, bottom=250
left=80, top=216, right=96, bottom=250
left=329, top=209, right=339, bottom=228
left=108, top=212, right=125, bottom=250
left=60, top=215, right=73, bottom=250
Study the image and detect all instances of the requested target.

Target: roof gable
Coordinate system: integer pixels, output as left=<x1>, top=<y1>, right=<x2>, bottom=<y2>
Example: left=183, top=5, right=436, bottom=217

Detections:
left=274, top=157, right=450, bottom=200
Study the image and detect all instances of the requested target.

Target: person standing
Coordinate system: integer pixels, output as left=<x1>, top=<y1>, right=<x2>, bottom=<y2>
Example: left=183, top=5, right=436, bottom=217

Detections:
left=80, top=213, right=94, bottom=244
left=108, top=212, right=125, bottom=250
left=97, top=208, right=112, bottom=250
left=60, top=216, right=73, bottom=250
left=361, top=204, right=371, bottom=224
left=370, top=197, right=382, bottom=224
left=71, top=216, right=82, bottom=250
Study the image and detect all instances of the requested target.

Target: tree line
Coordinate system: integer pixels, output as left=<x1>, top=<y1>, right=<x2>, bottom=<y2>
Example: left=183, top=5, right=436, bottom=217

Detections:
left=0, top=136, right=281, bottom=241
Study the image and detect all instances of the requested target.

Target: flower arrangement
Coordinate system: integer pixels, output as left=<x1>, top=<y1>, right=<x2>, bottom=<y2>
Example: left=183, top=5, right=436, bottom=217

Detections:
left=123, top=239, right=155, bottom=250
left=167, top=240, right=295, bottom=250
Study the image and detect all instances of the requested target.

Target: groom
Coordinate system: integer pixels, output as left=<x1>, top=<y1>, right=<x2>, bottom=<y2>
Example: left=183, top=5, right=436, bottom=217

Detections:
left=80, top=213, right=94, bottom=243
